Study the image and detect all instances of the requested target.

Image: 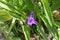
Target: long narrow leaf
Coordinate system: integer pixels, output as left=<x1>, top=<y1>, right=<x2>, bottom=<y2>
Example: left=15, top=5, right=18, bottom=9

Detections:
left=22, top=25, right=30, bottom=40
left=37, top=24, right=48, bottom=40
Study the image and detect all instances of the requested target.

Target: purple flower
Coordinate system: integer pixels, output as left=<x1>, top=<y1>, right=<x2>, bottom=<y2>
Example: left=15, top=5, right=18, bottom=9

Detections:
left=28, top=12, right=37, bottom=25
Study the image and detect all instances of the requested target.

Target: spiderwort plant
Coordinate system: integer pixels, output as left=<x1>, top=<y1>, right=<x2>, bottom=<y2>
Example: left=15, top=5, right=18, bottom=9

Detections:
left=28, top=12, right=37, bottom=25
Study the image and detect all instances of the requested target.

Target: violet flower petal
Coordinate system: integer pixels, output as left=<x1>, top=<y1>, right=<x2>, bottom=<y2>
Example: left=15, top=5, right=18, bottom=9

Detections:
left=30, top=12, right=34, bottom=18
left=28, top=12, right=37, bottom=25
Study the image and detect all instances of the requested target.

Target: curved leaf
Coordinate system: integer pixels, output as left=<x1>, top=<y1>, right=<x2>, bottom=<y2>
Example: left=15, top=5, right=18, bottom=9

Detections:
left=0, top=9, right=12, bottom=22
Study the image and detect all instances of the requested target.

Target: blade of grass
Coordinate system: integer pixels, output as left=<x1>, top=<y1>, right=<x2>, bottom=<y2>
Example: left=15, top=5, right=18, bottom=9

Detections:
left=9, top=12, right=21, bottom=20
left=41, top=0, right=53, bottom=26
left=0, top=1, right=23, bottom=15
left=0, top=0, right=27, bottom=20
left=40, top=14, right=59, bottom=40
left=37, top=23, right=48, bottom=40
left=51, top=0, right=60, bottom=11
left=8, top=17, right=16, bottom=34
left=41, top=0, right=59, bottom=39
left=34, top=2, right=59, bottom=39
left=54, top=21, right=60, bottom=28
left=34, top=3, right=54, bottom=40
left=22, top=25, right=30, bottom=40
left=23, top=0, right=34, bottom=11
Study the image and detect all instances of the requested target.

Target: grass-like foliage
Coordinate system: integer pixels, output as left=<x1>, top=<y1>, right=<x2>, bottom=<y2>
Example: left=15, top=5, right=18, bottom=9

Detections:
left=0, top=0, right=60, bottom=40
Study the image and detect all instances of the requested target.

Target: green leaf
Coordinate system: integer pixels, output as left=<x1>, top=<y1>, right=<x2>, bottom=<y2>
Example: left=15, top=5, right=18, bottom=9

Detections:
left=41, top=0, right=59, bottom=39
left=40, top=14, right=59, bottom=40
left=54, top=21, right=60, bottom=28
left=41, top=0, right=53, bottom=26
left=12, top=37, right=21, bottom=40
left=0, top=0, right=25, bottom=19
left=22, top=25, right=30, bottom=40
left=0, top=9, right=12, bottom=22
left=37, top=24, right=48, bottom=40
left=8, top=18, right=16, bottom=34
left=0, top=2, right=10, bottom=10
left=47, top=0, right=52, bottom=2
left=24, top=0, right=34, bottom=11
left=0, top=1, right=23, bottom=15
left=51, top=0, right=60, bottom=11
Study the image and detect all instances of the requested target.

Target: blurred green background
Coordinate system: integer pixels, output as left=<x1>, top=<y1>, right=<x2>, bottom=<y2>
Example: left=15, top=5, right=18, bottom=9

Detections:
left=0, top=0, right=60, bottom=40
